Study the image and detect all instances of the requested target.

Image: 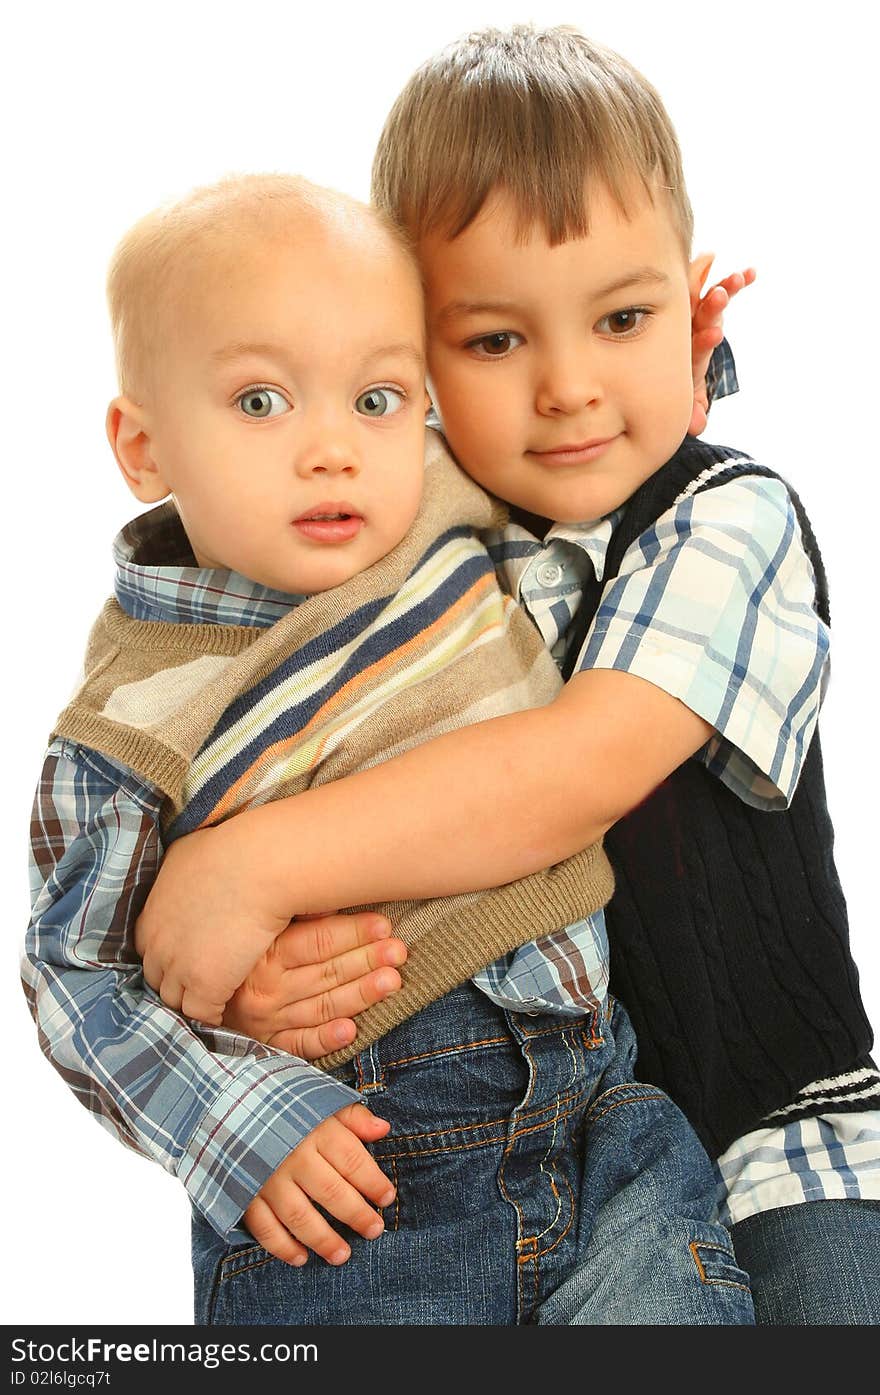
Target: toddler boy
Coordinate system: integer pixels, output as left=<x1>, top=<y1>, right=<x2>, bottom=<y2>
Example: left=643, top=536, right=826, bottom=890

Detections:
left=24, top=173, right=752, bottom=1324
left=141, top=27, right=880, bottom=1325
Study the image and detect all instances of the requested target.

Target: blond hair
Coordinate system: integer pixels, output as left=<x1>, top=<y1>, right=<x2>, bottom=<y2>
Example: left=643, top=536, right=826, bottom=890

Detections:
left=107, top=173, right=416, bottom=400
left=372, top=24, right=693, bottom=252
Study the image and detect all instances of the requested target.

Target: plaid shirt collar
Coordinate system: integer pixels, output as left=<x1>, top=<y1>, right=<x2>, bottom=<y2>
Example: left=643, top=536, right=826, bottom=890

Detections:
left=112, top=501, right=305, bottom=629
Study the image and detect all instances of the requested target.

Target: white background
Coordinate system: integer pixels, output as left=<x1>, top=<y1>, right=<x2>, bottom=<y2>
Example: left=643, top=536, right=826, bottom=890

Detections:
left=2, top=0, right=876, bottom=1326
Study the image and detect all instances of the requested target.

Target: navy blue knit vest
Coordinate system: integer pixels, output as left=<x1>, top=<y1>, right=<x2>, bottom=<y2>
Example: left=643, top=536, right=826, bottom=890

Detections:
left=561, top=436, right=876, bottom=1155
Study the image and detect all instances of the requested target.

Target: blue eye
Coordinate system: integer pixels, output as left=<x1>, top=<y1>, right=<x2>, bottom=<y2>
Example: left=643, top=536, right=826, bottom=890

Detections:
left=355, top=387, right=405, bottom=417
left=236, top=387, right=289, bottom=418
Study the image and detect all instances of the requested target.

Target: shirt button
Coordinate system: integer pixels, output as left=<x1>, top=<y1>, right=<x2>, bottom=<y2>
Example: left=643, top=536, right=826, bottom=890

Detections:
left=536, top=562, right=563, bottom=587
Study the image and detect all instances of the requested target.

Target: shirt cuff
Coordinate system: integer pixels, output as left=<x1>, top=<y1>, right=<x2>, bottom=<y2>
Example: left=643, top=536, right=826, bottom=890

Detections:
left=706, top=338, right=739, bottom=405
left=582, top=635, right=797, bottom=808
left=178, top=1055, right=361, bottom=1240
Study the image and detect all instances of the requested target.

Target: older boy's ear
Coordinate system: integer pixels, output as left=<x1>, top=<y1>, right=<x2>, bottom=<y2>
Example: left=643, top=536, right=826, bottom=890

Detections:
left=688, top=252, right=715, bottom=313
left=106, top=397, right=170, bottom=503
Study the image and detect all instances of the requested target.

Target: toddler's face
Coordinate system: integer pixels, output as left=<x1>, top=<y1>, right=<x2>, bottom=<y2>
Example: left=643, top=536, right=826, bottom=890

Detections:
left=136, top=225, right=427, bottom=594
left=420, top=183, right=702, bottom=528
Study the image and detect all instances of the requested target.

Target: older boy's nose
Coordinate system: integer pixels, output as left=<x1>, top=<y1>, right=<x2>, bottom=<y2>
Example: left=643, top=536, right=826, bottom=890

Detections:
left=535, top=352, right=601, bottom=417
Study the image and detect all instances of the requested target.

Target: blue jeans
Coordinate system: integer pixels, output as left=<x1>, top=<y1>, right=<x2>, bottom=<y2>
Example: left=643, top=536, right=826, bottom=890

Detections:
left=192, top=986, right=753, bottom=1325
left=730, top=1199, right=880, bottom=1324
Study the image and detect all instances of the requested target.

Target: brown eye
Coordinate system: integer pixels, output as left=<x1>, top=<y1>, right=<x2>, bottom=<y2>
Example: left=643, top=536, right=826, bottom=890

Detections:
left=482, top=333, right=512, bottom=354
left=597, top=309, right=649, bottom=337
left=469, top=331, right=523, bottom=358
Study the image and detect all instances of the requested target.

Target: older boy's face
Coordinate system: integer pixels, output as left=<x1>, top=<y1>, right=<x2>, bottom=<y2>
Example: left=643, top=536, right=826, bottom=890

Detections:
left=140, top=223, right=426, bottom=593
left=421, top=184, right=702, bottom=525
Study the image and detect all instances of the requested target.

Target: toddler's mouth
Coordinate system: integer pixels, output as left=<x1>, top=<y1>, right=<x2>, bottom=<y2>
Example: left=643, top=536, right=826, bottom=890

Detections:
left=293, top=503, right=364, bottom=543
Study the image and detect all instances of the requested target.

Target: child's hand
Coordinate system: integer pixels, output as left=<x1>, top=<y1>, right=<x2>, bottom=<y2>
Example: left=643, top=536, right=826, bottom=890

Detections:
left=135, top=822, right=292, bottom=1024
left=243, top=1103, right=395, bottom=1267
left=688, top=254, right=757, bottom=436
left=223, top=912, right=408, bottom=1059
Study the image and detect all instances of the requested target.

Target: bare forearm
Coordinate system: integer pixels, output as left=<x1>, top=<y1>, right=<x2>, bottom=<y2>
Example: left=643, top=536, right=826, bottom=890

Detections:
left=216, top=669, right=713, bottom=915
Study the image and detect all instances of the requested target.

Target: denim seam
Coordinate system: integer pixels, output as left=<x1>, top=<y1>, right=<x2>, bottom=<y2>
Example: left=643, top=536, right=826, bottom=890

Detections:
left=379, top=1094, right=589, bottom=1162
left=385, top=1158, right=400, bottom=1232
left=377, top=1034, right=511, bottom=1070
left=525, top=1173, right=578, bottom=1263
left=688, top=1240, right=751, bottom=1293
left=219, top=1250, right=275, bottom=1283
left=585, top=1089, right=668, bottom=1126
left=365, top=1023, right=602, bottom=1075
left=375, top=1087, right=592, bottom=1158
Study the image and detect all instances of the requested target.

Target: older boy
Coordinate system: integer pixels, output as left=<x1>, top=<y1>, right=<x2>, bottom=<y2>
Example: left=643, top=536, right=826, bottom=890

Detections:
left=25, top=174, right=755, bottom=1325
left=139, top=27, right=880, bottom=1325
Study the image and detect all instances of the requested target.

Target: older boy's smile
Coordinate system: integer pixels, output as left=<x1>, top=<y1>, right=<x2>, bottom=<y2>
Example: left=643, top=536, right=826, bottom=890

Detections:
left=527, top=434, right=621, bottom=466
left=421, top=183, right=707, bottom=526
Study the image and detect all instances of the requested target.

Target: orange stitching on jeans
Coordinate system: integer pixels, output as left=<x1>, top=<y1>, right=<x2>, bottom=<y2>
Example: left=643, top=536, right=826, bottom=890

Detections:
left=534, top=1173, right=575, bottom=1260
left=378, top=1094, right=589, bottom=1160
left=377, top=1021, right=599, bottom=1078
left=690, top=1239, right=708, bottom=1282
left=689, top=1240, right=752, bottom=1293
left=380, top=1035, right=510, bottom=1070
left=586, top=1091, right=668, bottom=1126
left=221, top=1253, right=275, bottom=1282
left=376, top=1086, right=588, bottom=1149
left=382, top=1132, right=509, bottom=1161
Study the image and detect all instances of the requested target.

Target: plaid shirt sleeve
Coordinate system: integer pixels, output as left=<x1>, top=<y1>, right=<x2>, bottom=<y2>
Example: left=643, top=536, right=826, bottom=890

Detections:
left=706, top=338, right=738, bottom=406
left=23, top=738, right=360, bottom=1240
left=572, top=474, right=829, bottom=808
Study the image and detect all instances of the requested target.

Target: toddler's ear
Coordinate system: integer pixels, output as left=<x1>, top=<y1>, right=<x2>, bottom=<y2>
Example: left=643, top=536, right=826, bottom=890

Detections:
left=106, top=397, right=170, bottom=503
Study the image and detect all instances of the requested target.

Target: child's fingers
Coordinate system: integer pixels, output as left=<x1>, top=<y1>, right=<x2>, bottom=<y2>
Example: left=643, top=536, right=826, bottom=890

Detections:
left=718, top=267, right=756, bottom=298
left=316, top=1113, right=396, bottom=1207
left=153, top=968, right=184, bottom=1014
left=224, top=956, right=404, bottom=1048
left=275, top=963, right=405, bottom=1031
left=273, top=913, right=395, bottom=969
left=179, top=987, right=226, bottom=1026
left=268, top=1175, right=358, bottom=1266
left=693, top=286, right=729, bottom=334
left=264, top=1155, right=387, bottom=1266
left=337, top=1102, right=393, bottom=1140
left=243, top=1194, right=308, bottom=1268
left=268, top=1018, right=358, bottom=1060
left=296, top=1143, right=392, bottom=1243
left=693, top=325, right=724, bottom=357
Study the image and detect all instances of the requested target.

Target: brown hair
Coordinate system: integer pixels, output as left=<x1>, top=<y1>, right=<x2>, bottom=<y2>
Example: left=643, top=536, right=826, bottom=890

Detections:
left=371, top=24, right=693, bottom=252
left=107, top=173, right=418, bottom=400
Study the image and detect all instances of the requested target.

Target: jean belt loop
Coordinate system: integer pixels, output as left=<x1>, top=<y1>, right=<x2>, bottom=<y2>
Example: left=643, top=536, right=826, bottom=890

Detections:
left=355, top=1040, right=385, bottom=1093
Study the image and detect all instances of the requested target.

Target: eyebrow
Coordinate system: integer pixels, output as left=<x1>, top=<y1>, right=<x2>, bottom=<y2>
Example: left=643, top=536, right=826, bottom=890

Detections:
left=210, top=340, right=424, bottom=370
left=210, top=341, right=284, bottom=365
left=593, top=268, right=671, bottom=298
left=436, top=268, right=671, bottom=324
left=435, top=300, right=519, bottom=326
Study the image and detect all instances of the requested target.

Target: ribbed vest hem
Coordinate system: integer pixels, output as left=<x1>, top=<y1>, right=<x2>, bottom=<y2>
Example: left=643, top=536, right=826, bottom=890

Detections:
left=316, top=841, right=614, bottom=1070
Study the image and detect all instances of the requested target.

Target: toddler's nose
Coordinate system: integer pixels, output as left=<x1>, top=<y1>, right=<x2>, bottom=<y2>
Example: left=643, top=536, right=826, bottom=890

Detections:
left=295, top=438, right=360, bottom=478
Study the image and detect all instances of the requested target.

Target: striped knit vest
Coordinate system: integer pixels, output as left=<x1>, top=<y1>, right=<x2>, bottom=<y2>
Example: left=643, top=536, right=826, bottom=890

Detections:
left=54, top=433, right=614, bottom=1069
left=561, top=436, right=877, bottom=1155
